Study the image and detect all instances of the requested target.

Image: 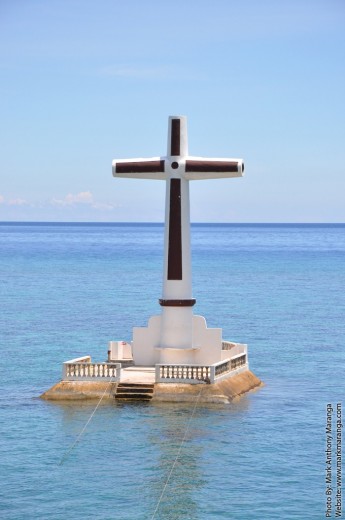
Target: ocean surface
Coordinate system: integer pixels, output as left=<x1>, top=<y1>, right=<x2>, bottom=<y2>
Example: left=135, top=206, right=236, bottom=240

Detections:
left=0, top=222, right=344, bottom=520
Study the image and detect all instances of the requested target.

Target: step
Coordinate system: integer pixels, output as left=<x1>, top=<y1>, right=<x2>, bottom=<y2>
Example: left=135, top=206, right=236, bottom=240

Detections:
left=109, top=359, right=134, bottom=368
left=117, top=383, right=154, bottom=388
left=115, top=394, right=152, bottom=400
left=114, top=383, right=155, bottom=401
left=116, top=387, right=153, bottom=394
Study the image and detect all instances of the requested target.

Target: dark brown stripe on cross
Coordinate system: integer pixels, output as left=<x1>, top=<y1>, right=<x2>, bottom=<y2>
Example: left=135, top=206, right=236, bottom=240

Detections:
left=185, top=160, right=239, bottom=173
left=170, top=119, right=181, bottom=156
left=159, top=299, right=196, bottom=307
left=116, top=160, right=165, bottom=174
left=167, top=178, right=182, bottom=280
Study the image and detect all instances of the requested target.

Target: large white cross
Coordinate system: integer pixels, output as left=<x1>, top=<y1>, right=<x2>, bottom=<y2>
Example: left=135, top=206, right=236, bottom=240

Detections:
left=112, top=116, right=244, bottom=363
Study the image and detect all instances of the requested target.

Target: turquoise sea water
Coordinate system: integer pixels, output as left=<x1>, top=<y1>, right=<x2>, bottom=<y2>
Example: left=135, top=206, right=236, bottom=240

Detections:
left=0, top=222, right=344, bottom=520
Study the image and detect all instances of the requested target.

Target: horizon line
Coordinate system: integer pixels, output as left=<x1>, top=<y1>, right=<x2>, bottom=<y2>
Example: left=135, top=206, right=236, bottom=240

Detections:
left=1, top=220, right=344, bottom=226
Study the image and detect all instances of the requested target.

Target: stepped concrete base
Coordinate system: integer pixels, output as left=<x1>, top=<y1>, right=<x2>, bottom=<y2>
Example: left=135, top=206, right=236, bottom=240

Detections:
left=40, top=370, right=262, bottom=403
left=153, top=370, right=262, bottom=404
left=40, top=381, right=118, bottom=401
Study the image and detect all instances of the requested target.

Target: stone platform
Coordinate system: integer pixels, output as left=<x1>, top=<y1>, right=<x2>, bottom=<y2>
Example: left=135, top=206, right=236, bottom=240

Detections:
left=40, top=368, right=262, bottom=404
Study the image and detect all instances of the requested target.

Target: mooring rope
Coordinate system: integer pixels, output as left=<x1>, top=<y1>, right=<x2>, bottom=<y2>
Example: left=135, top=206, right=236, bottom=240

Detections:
left=59, top=379, right=114, bottom=466
left=150, top=384, right=204, bottom=520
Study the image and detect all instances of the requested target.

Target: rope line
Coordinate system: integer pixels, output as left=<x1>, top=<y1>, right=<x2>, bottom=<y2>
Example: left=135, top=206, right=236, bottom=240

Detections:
left=150, top=384, right=204, bottom=520
left=59, top=379, right=114, bottom=466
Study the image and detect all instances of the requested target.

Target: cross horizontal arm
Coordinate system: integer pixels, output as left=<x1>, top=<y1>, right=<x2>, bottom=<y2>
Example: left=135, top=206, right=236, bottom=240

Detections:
left=183, top=156, right=244, bottom=180
left=112, top=158, right=166, bottom=180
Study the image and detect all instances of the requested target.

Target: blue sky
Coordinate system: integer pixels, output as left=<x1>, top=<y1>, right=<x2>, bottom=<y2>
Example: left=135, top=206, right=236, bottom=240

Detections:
left=0, top=0, right=344, bottom=222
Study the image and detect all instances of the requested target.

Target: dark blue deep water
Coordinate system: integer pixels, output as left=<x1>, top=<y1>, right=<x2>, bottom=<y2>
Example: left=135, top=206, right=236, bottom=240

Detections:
left=0, top=223, right=344, bottom=519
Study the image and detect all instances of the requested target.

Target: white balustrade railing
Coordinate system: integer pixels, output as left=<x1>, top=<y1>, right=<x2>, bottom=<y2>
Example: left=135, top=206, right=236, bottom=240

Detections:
left=222, top=341, right=237, bottom=350
left=156, top=352, right=248, bottom=384
left=62, top=356, right=121, bottom=381
left=155, top=364, right=211, bottom=384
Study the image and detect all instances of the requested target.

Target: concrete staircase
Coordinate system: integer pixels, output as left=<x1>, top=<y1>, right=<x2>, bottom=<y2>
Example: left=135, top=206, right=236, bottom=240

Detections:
left=114, top=383, right=155, bottom=402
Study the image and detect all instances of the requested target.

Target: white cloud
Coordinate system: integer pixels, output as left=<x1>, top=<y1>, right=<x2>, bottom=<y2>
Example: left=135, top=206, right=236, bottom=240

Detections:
left=8, top=197, right=29, bottom=206
left=51, top=191, right=94, bottom=206
left=0, top=192, right=118, bottom=219
left=50, top=191, right=117, bottom=211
